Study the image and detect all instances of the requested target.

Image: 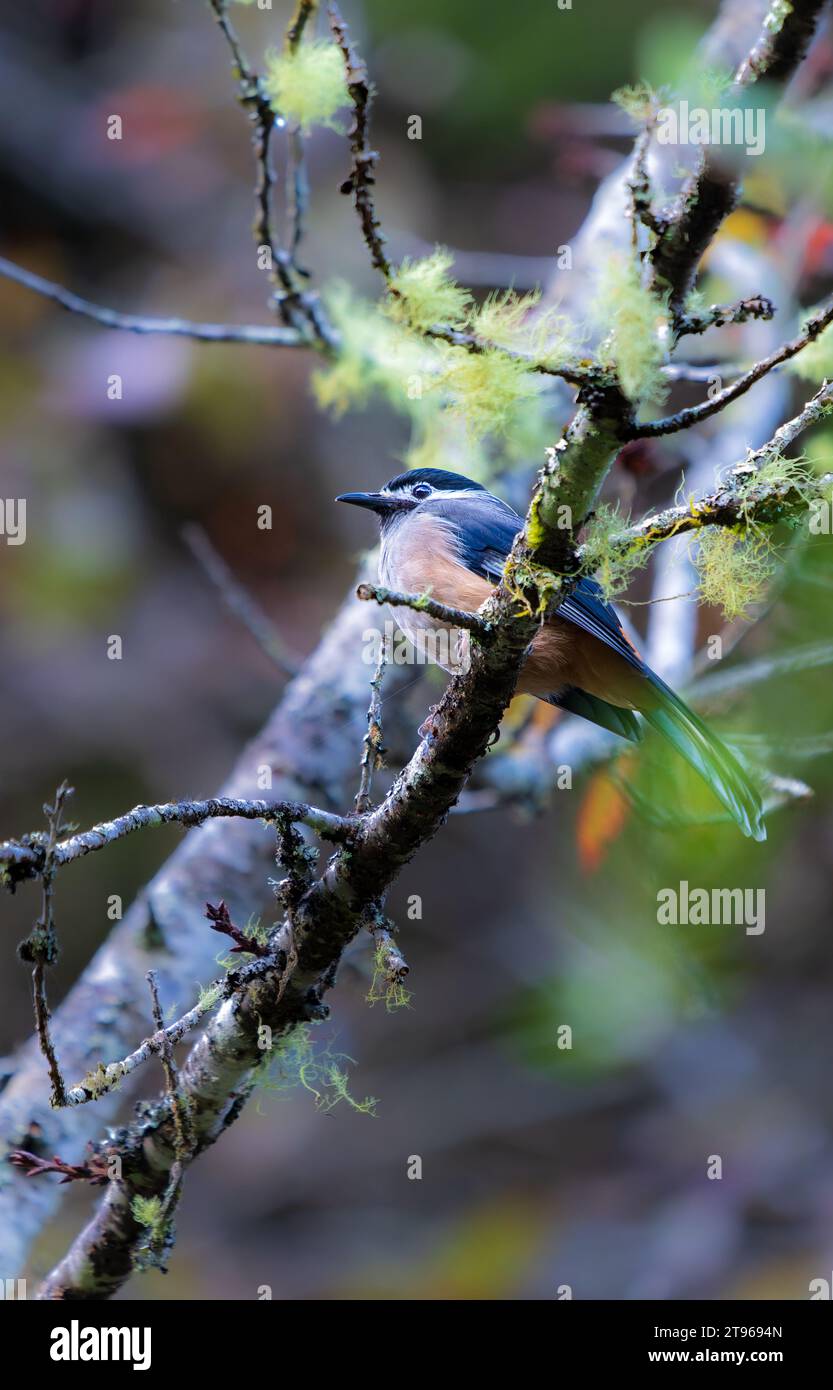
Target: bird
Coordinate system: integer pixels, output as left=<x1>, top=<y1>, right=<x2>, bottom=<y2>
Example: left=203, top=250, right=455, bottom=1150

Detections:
left=337, top=467, right=765, bottom=841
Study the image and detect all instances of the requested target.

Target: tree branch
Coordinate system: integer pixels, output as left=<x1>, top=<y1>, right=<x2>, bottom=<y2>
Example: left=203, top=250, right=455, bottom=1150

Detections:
left=0, top=255, right=309, bottom=346
left=0, top=795, right=350, bottom=889
left=633, top=296, right=833, bottom=438
left=650, top=0, right=827, bottom=317
left=0, top=581, right=387, bottom=1280
left=356, top=581, right=495, bottom=639
left=611, top=382, right=833, bottom=551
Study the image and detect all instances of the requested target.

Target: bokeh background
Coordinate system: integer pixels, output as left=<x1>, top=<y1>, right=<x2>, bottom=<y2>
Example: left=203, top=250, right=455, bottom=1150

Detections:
left=2, top=0, right=833, bottom=1299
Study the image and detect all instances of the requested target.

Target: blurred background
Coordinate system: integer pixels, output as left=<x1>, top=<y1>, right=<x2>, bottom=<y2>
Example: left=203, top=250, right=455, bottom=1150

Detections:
left=2, top=0, right=833, bottom=1299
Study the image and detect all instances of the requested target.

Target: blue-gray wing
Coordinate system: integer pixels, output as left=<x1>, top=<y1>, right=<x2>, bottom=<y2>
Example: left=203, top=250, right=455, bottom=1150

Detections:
left=429, top=494, right=645, bottom=675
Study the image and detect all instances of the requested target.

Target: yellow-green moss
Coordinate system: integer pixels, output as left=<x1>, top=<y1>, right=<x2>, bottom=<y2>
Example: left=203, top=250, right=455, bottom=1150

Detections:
left=312, top=283, right=438, bottom=417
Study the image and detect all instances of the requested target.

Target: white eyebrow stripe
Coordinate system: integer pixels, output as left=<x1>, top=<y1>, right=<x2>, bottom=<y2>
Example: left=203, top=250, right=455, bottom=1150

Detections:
left=396, top=487, right=485, bottom=502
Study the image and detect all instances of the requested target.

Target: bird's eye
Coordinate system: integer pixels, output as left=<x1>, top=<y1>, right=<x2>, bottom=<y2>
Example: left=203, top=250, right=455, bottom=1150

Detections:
left=411, top=483, right=432, bottom=500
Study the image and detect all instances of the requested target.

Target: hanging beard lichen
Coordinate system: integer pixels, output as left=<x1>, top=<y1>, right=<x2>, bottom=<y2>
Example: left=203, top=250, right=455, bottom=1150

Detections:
left=694, top=529, right=776, bottom=619
left=595, top=255, right=669, bottom=407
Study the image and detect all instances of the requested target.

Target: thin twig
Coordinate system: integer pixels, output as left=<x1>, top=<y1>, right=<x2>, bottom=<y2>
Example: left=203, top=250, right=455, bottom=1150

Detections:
left=7, top=1147, right=112, bottom=1186
left=356, top=582, right=495, bottom=640
left=62, top=950, right=279, bottom=1107
left=628, top=124, right=668, bottom=242
left=661, top=361, right=750, bottom=383
left=1, top=796, right=351, bottom=887
left=146, top=972, right=191, bottom=1162
left=205, top=899, right=270, bottom=957
left=675, top=294, right=775, bottom=339
left=420, top=321, right=601, bottom=386
left=206, top=0, right=335, bottom=347
left=633, top=296, right=833, bottom=438
left=19, top=785, right=73, bottom=1108
left=355, top=653, right=386, bottom=813
left=325, top=3, right=602, bottom=389
left=0, top=256, right=308, bottom=346
left=182, top=523, right=300, bottom=677
left=284, top=2, right=318, bottom=268
left=329, top=1, right=392, bottom=279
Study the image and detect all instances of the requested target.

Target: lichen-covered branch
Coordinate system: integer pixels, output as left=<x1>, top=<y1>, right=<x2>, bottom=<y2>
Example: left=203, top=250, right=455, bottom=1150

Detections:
left=0, top=583, right=387, bottom=1279
left=62, top=948, right=280, bottom=1109
left=21, top=785, right=73, bottom=1110
left=675, top=293, right=775, bottom=338
left=1, top=796, right=349, bottom=890
left=650, top=0, right=827, bottom=316
left=355, top=654, right=386, bottom=814
left=206, top=0, right=334, bottom=346
left=634, top=295, right=833, bottom=438
left=607, top=382, right=833, bottom=552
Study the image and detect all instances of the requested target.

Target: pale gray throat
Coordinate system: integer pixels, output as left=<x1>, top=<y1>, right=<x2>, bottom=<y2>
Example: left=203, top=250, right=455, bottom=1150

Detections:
left=378, top=507, right=459, bottom=590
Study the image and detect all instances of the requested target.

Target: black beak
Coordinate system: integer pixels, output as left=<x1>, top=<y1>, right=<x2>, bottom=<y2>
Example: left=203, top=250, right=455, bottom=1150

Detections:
left=335, top=491, right=414, bottom=515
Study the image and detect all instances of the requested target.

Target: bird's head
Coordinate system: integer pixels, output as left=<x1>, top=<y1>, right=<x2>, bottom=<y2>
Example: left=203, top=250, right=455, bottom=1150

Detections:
left=336, top=468, right=487, bottom=531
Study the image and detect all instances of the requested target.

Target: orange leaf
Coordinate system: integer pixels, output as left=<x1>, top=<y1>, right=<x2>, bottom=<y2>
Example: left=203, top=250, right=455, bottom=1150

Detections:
left=576, top=769, right=630, bottom=872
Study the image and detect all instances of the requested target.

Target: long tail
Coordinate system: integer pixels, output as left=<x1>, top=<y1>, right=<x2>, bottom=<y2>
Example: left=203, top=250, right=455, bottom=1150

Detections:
left=640, top=676, right=766, bottom=842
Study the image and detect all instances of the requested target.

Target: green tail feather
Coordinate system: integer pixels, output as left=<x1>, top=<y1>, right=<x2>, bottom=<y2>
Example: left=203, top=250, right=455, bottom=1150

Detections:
left=641, top=682, right=766, bottom=842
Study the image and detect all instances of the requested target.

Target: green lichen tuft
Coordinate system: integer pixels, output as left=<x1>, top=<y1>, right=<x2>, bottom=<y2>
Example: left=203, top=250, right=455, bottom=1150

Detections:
left=79, top=1060, right=124, bottom=1098
left=439, top=345, right=542, bottom=440
left=131, top=1194, right=164, bottom=1234
left=503, top=555, right=562, bottom=619
left=595, top=255, right=669, bottom=406
left=611, top=80, right=660, bottom=123
left=257, top=1024, right=378, bottom=1116
left=313, top=283, right=438, bottom=418
left=581, top=503, right=655, bottom=601
left=264, top=40, right=349, bottom=133
left=366, top=941, right=412, bottom=1012
left=196, top=981, right=223, bottom=1012
left=386, top=249, right=472, bottom=332
left=470, top=288, right=576, bottom=364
